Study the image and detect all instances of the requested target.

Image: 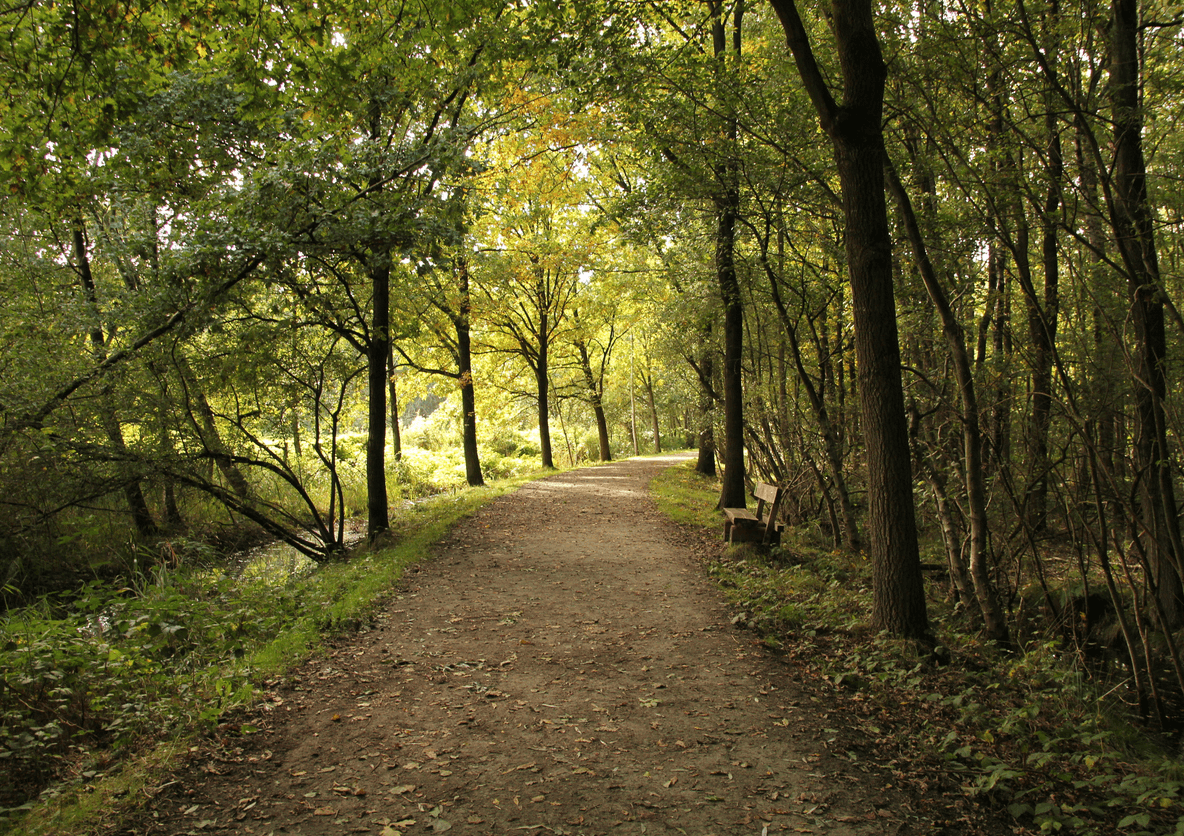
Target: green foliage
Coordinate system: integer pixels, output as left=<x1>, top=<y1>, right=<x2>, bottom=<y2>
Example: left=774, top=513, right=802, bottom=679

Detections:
left=0, top=472, right=532, bottom=830
left=648, top=463, right=1184, bottom=836
left=0, top=573, right=263, bottom=815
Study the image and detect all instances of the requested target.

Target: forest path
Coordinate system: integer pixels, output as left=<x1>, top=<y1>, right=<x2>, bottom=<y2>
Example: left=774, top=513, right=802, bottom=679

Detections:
left=134, top=455, right=936, bottom=836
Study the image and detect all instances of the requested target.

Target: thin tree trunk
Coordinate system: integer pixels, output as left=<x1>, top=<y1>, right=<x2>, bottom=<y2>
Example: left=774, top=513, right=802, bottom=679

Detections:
left=536, top=308, right=554, bottom=469
left=695, top=331, right=717, bottom=477
left=576, top=339, right=612, bottom=461
left=367, top=259, right=391, bottom=539
left=387, top=344, right=402, bottom=463
left=72, top=220, right=158, bottom=537
left=456, top=259, right=484, bottom=485
left=759, top=246, right=860, bottom=551
left=642, top=372, right=662, bottom=453
left=1026, top=85, right=1062, bottom=533
left=887, top=163, right=1009, bottom=644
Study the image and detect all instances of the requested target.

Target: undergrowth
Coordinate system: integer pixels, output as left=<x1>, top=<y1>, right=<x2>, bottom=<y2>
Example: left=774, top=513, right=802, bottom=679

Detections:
left=650, top=461, right=1184, bottom=836
left=0, top=473, right=536, bottom=835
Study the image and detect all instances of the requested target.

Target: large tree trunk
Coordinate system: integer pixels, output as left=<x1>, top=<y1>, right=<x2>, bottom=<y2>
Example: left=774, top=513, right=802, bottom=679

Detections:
left=1110, top=0, right=1184, bottom=626
left=710, top=1, right=748, bottom=509
left=770, top=0, right=930, bottom=639
left=365, top=96, right=391, bottom=542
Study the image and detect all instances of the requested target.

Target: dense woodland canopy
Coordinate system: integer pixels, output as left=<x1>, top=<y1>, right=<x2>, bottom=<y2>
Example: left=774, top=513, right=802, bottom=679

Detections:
left=3, top=0, right=1184, bottom=718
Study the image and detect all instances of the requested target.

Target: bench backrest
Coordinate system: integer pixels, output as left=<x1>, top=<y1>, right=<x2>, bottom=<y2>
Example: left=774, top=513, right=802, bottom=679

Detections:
left=753, top=482, right=780, bottom=504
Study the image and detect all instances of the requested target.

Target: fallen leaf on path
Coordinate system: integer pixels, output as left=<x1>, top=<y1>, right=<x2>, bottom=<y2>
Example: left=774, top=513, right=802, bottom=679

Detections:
left=313, top=806, right=336, bottom=816
left=390, top=784, right=415, bottom=794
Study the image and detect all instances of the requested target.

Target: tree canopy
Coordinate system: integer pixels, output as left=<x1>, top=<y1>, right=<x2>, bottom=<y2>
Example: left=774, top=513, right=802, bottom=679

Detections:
left=3, top=0, right=1184, bottom=698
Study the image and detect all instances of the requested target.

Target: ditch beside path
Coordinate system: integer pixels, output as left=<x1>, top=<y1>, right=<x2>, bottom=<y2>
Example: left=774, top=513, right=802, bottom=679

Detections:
left=133, top=455, right=994, bottom=836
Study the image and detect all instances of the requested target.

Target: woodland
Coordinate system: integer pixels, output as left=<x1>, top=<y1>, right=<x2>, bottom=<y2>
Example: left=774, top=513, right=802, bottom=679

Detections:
left=2, top=0, right=1184, bottom=831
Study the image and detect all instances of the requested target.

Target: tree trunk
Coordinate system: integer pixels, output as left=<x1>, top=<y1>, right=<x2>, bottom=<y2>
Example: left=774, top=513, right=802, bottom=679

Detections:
left=367, top=260, right=391, bottom=539
left=576, top=339, right=613, bottom=461
left=642, top=372, right=662, bottom=454
left=761, top=249, right=860, bottom=551
left=887, top=163, right=1009, bottom=644
left=456, top=259, right=484, bottom=485
left=72, top=220, right=158, bottom=537
left=1110, top=0, right=1184, bottom=626
left=1026, top=91, right=1062, bottom=534
left=770, top=0, right=930, bottom=639
left=365, top=95, right=391, bottom=541
left=710, top=0, right=748, bottom=510
left=696, top=343, right=717, bottom=477
left=387, top=342, right=403, bottom=463
left=537, top=309, right=554, bottom=469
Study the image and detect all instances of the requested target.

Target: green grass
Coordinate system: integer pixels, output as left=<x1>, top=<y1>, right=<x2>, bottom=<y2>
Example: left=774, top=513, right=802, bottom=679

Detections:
left=649, top=460, right=723, bottom=529
left=0, top=470, right=542, bottom=836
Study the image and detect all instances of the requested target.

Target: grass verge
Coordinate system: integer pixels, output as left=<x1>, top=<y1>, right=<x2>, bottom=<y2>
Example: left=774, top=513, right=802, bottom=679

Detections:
left=1, top=472, right=540, bottom=836
left=649, top=460, right=1184, bottom=836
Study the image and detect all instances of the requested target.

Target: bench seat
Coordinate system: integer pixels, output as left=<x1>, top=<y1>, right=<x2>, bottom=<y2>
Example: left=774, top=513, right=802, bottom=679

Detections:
left=722, top=482, right=784, bottom=546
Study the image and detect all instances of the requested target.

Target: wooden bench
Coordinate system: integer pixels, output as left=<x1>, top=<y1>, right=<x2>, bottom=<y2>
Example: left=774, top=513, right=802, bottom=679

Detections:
left=722, top=482, right=785, bottom=546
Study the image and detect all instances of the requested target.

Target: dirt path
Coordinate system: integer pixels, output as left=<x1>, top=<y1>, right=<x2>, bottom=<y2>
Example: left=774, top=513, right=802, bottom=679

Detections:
left=133, top=456, right=944, bottom=835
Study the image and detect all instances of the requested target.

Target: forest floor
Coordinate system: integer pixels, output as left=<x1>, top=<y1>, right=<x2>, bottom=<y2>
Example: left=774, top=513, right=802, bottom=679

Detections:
left=122, top=454, right=1015, bottom=836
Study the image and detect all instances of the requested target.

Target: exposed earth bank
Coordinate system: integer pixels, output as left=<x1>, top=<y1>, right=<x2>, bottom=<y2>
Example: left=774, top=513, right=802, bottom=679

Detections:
left=129, top=455, right=1009, bottom=836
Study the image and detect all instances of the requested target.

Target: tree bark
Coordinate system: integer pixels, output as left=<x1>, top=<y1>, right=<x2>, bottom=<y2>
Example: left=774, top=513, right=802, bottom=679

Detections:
left=643, top=372, right=662, bottom=454
left=576, top=339, right=613, bottom=461
left=769, top=0, right=929, bottom=639
left=758, top=244, right=860, bottom=551
left=387, top=342, right=403, bottom=463
left=456, top=259, right=484, bottom=485
left=710, top=0, right=748, bottom=509
left=695, top=340, right=717, bottom=477
left=367, top=259, right=391, bottom=539
left=72, top=220, right=158, bottom=537
left=1110, top=0, right=1184, bottom=625
left=365, top=95, right=391, bottom=541
left=536, top=305, right=554, bottom=469
left=887, top=163, right=1009, bottom=644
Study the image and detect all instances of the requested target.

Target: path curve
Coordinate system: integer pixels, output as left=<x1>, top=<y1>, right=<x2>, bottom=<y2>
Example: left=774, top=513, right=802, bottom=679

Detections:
left=139, top=456, right=908, bottom=835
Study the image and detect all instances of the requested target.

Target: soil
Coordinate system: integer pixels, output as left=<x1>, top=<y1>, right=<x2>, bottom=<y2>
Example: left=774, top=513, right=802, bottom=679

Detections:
left=126, top=455, right=1013, bottom=836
